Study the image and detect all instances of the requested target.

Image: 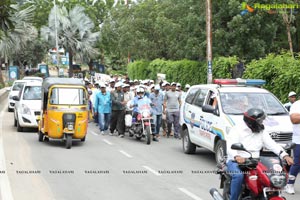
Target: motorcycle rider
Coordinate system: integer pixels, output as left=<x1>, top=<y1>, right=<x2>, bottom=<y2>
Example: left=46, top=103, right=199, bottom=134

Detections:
left=226, top=108, right=294, bottom=200
left=131, top=87, right=152, bottom=118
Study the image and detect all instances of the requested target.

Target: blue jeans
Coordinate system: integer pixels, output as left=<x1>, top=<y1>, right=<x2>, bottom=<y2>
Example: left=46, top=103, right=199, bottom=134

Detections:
left=98, top=113, right=111, bottom=131
left=152, top=114, right=162, bottom=135
left=227, top=160, right=244, bottom=200
left=288, top=144, right=300, bottom=184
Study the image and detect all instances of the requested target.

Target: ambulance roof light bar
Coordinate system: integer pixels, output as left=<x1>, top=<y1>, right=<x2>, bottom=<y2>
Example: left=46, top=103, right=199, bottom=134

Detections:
left=213, top=78, right=266, bottom=86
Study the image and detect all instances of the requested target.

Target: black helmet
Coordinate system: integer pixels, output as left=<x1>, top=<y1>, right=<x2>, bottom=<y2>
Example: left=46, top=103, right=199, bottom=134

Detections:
left=243, top=108, right=266, bottom=133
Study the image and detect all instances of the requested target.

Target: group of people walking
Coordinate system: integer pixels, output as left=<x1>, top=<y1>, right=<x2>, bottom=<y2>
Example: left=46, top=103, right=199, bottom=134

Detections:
left=86, top=78, right=190, bottom=142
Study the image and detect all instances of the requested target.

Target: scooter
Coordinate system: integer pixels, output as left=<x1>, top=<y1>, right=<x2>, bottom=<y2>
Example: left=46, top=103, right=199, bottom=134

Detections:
left=128, top=99, right=153, bottom=145
left=210, top=142, right=295, bottom=200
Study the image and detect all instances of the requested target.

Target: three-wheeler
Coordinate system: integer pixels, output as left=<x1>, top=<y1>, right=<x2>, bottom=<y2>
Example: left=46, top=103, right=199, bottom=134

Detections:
left=38, top=78, right=88, bottom=149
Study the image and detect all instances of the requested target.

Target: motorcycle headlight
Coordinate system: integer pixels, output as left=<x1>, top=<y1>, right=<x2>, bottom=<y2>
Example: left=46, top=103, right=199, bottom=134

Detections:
left=269, top=173, right=287, bottom=188
left=21, top=104, right=31, bottom=115
left=142, top=111, right=150, bottom=118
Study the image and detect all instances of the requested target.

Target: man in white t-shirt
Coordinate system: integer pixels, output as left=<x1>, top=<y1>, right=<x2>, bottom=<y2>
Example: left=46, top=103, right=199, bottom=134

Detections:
left=285, top=100, right=300, bottom=194
left=284, top=91, right=297, bottom=112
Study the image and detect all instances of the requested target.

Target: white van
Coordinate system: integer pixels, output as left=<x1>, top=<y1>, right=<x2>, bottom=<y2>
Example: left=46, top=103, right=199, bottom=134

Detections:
left=13, top=80, right=42, bottom=132
left=180, top=79, right=292, bottom=164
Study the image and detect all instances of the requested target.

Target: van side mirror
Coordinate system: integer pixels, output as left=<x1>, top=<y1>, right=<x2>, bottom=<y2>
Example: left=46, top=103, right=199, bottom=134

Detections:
left=12, top=96, right=20, bottom=101
left=283, top=142, right=296, bottom=151
left=231, top=143, right=246, bottom=151
left=202, top=105, right=219, bottom=116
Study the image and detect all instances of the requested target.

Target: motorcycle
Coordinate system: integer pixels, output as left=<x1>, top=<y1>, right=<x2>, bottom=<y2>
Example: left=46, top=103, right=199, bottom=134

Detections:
left=128, top=98, right=154, bottom=145
left=210, top=142, right=295, bottom=200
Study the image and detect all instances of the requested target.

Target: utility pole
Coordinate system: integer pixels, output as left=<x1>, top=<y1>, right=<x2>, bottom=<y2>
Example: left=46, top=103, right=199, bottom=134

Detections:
left=206, top=0, right=212, bottom=84
left=54, top=0, right=59, bottom=68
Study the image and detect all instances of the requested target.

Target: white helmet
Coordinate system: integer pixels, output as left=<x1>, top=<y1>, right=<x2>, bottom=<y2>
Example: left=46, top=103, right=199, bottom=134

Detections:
left=185, top=84, right=191, bottom=89
left=136, top=87, right=145, bottom=93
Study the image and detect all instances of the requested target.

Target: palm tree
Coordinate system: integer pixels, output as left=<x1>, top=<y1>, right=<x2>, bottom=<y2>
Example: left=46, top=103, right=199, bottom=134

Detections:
left=0, top=3, right=36, bottom=86
left=41, top=5, right=100, bottom=77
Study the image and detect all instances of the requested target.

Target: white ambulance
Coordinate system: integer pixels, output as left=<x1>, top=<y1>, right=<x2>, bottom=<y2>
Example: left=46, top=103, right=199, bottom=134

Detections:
left=180, top=79, right=293, bottom=164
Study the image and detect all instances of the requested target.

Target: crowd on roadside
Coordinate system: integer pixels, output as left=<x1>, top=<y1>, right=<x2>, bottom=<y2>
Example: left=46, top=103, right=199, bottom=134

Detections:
left=84, top=76, right=191, bottom=142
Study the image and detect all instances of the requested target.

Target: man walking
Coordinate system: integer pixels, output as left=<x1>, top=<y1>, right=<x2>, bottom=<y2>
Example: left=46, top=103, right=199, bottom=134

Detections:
left=94, top=83, right=111, bottom=135
left=110, top=82, right=126, bottom=137
left=163, top=82, right=181, bottom=139
left=150, top=85, right=164, bottom=141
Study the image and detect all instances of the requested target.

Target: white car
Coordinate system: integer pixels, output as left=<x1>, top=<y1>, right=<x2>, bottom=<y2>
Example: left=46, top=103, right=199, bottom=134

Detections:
left=22, top=76, right=43, bottom=82
left=13, top=80, right=42, bottom=132
left=7, top=80, right=26, bottom=112
left=180, top=79, right=293, bottom=164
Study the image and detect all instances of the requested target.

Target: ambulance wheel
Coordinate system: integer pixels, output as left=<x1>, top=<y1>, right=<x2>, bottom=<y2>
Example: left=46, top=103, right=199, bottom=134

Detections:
left=182, top=129, right=196, bottom=154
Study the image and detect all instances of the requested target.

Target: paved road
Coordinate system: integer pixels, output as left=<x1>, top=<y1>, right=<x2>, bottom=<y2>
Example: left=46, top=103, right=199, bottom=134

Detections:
left=0, top=90, right=300, bottom=200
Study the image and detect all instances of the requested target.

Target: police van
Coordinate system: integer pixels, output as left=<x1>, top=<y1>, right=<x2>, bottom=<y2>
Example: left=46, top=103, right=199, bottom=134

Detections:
left=179, top=79, right=292, bottom=164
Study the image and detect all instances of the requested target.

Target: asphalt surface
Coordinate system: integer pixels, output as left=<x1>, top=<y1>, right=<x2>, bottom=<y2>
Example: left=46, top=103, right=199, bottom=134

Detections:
left=0, top=76, right=300, bottom=200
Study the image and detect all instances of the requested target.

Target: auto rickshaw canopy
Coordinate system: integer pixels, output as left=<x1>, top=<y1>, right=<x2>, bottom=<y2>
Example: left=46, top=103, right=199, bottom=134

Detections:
left=42, top=77, right=85, bottom=93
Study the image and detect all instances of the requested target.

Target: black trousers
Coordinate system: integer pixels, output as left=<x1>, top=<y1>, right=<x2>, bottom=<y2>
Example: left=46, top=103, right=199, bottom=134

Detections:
left=110, top=110, right=125, bottom=135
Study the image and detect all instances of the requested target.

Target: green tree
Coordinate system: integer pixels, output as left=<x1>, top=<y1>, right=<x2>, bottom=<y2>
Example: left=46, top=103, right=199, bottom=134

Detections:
left=41, top=5, right=100, bottom=77
left=0, top=3, right=36, bottom=85
left=100, top=0, right=204, bottom=64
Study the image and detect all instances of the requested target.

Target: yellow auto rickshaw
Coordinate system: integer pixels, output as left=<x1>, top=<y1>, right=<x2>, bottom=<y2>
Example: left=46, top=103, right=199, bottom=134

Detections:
left=38, top=77, right=89, bottom=149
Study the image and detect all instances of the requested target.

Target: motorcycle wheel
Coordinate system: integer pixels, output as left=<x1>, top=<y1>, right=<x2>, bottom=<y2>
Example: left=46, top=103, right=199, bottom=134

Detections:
left=145, top=126, right=151, bottom=145
left=135, top=135, right=142, bottom=140
left=222, top=179, right=231, bottom=200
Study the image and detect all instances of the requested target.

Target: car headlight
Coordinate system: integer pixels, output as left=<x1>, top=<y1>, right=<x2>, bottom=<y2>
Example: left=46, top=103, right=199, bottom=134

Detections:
left=21, top=104, right=31, bottom=115
left=269, top=173, right=287, bottom=188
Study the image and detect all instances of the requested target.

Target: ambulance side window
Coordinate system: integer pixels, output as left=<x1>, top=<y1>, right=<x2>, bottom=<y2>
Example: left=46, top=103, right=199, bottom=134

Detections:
left=185, top=88, right=199, bottom=104
left=194, top=89, right=208, bottom=107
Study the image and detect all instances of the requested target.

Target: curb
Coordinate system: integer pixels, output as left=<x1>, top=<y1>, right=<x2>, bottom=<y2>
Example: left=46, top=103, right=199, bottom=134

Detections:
left=0, top=87, right=9, bottom=99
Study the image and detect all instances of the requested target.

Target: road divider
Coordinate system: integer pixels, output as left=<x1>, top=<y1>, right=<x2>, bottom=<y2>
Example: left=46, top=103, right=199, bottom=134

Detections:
left=102, top=139, right=113, bottom=145
left=142, top=166, right=161, bottom=176
left=119, top=150, right=133, bottom=158
left=90, top=131, right=98, bottom=136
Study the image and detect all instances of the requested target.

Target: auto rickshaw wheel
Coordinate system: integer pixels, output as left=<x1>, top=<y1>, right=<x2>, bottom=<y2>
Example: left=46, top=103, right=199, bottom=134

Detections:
left=38, top=131, right=44, bottom=142
left=65, top=134, right=72, bottom=149
left=81, top=136, right=86, bottom=142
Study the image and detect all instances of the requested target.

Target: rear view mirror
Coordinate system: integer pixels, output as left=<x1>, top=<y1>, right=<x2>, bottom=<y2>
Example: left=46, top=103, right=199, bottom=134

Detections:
left=283, top=142, right=296, bottom=151
left=231, top=143, right=245, bottom=151
left=12, top=96, right=20, bottom=101
left=202, top=105, right=219, bottom=116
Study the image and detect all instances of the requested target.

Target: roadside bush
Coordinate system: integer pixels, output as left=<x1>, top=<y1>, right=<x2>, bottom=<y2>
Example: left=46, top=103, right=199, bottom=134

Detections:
left=243, top=52, right=300, bottom=102
left=213, top=56, right=240, bottom=79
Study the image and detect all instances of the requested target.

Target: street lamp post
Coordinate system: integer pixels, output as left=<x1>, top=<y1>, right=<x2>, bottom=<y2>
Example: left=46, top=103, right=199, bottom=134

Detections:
left=53, top=0, right=59, bottom=68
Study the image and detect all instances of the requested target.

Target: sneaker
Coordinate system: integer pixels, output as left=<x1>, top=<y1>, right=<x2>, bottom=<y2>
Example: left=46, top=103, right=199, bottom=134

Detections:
left=101, top=131, right=105, bottom=135
left=119, top=134, right=124, bottom=138
left=109, top=132, right=113, bottom=136
left=153, top=137, right=159, bottom=142
left=285, top=184, right=295, bottom=194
